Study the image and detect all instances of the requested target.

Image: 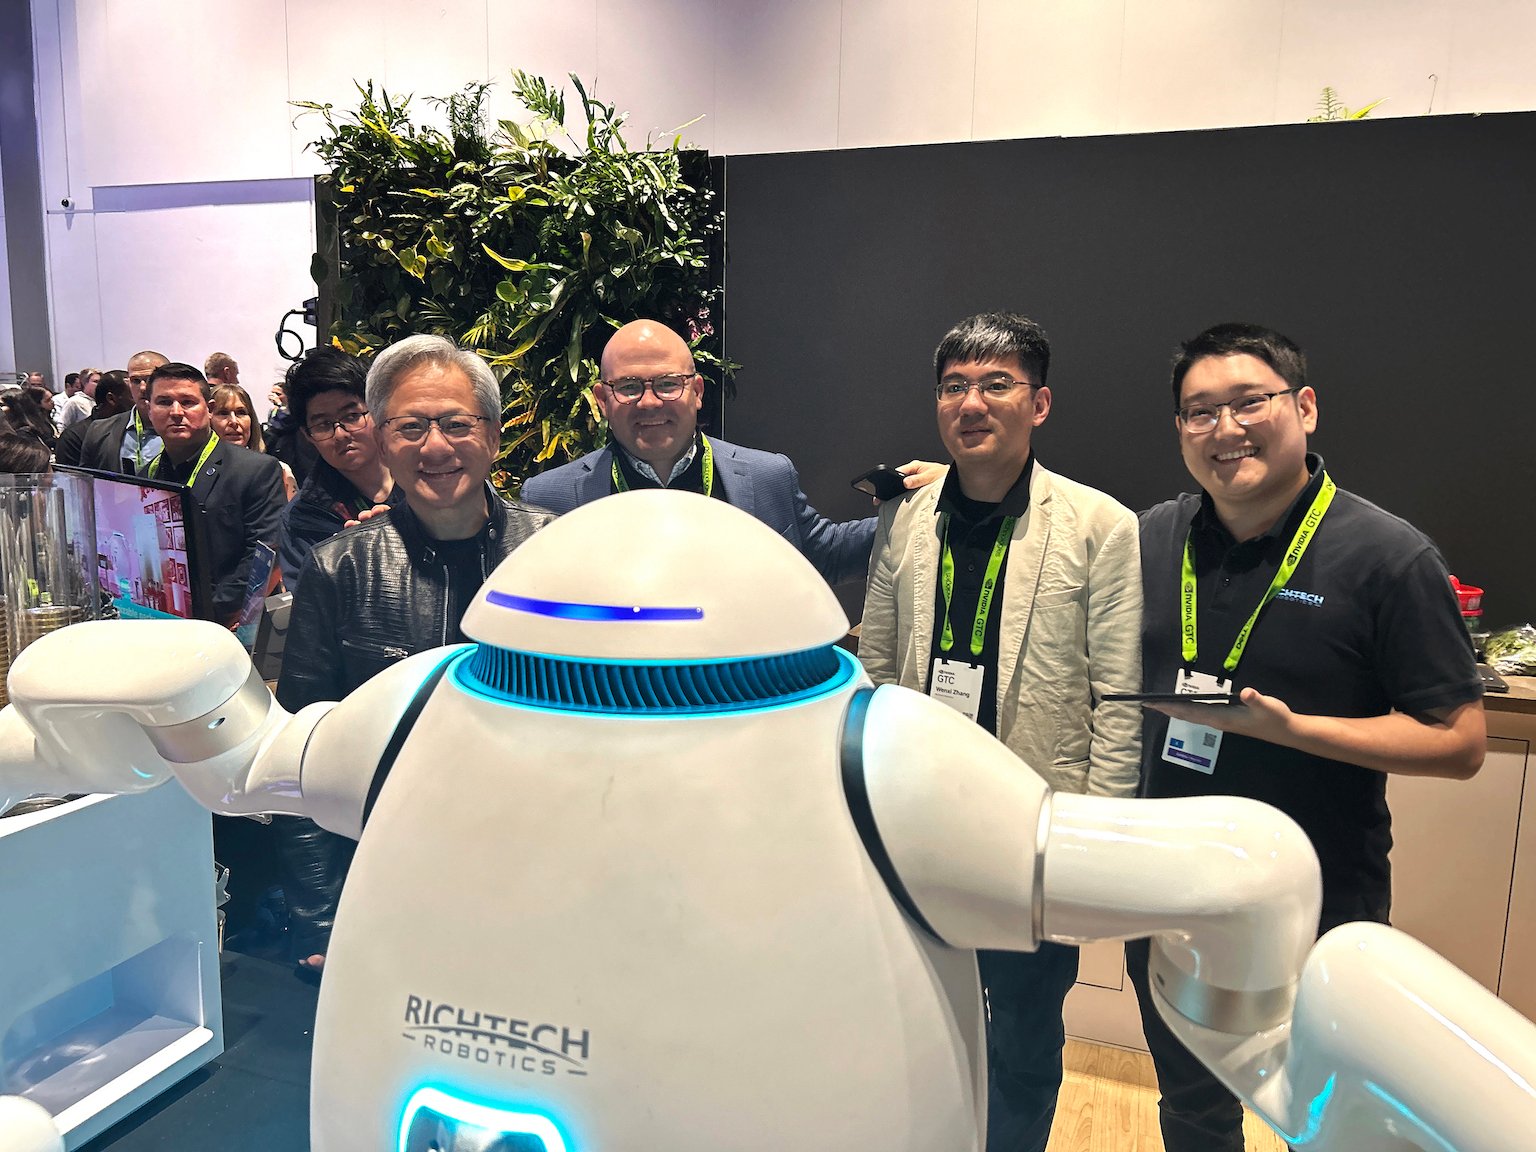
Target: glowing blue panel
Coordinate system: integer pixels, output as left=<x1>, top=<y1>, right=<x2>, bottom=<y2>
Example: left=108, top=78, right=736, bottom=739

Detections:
left=485, top=589, right=703, bottom=622
left=399, top=1085, right=571, bottom=1152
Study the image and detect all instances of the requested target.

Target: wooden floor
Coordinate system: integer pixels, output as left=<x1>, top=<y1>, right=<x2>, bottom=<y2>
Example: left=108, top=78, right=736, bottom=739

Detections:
left=1046, top=1040, right=1286, bottom=1152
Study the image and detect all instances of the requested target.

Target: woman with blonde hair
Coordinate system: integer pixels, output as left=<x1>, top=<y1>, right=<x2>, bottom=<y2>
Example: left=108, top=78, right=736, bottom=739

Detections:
left=211, top=382, right=297, bottom=500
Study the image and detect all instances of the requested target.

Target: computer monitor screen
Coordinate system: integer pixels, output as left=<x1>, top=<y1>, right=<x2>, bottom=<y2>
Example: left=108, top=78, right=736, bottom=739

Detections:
left=56, top=466, right=215, bottom=621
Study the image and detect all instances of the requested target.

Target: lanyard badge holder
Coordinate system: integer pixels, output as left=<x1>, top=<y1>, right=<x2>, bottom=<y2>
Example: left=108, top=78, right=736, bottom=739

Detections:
left=928, top=514, right=1014, bottom=724
left=1162, top=473, right=1336, bottom=774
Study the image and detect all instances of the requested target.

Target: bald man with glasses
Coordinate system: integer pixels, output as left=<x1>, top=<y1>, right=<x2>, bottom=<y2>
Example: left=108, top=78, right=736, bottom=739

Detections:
left=521, top=318, right=935, bottom=587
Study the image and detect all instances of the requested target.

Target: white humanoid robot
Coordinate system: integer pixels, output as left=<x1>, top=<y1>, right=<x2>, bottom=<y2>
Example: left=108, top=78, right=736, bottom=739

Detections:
left=2, top=490, right=1534, bottom=1152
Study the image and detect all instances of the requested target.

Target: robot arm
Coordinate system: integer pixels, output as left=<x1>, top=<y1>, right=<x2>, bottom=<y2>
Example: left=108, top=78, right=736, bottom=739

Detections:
left=0, top=619, right=457, bottom=840
left=852, top=684, right=1536, bottom=1151
left=852, top=685, right=1319, bottom=1007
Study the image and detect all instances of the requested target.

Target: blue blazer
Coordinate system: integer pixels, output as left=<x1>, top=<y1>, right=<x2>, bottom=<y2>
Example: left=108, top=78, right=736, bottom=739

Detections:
left=521, top=436, right=876, bottom=587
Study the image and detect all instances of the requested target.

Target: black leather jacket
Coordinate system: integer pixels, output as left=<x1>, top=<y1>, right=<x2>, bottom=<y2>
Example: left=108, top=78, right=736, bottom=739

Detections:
left=275, top=486, right=555, bottom=713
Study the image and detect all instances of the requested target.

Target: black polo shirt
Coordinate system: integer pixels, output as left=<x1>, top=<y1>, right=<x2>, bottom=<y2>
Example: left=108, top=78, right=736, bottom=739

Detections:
left=1139, top=454, right=1481, bottom=922
left=611, top=435, right=730, bottom=503
left=926, top=456, right=1033, bottom=737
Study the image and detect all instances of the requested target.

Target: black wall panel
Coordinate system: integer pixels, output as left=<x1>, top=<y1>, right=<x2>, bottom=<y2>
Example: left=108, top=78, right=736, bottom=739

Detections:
left=721, top=113, right=1536, bottom=627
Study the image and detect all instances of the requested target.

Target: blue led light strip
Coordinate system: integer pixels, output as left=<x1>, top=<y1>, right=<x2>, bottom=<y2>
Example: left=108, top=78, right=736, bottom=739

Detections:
left=399, top=1086, right=570, bottom=1152
left=486, top=589, right=703, bottom=622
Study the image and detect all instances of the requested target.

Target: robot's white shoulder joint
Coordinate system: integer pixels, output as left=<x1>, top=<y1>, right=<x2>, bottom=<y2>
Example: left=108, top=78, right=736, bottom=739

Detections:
left=299, top=647, right=466, bottom=840
left=841, top=685, right=1048, bottom=952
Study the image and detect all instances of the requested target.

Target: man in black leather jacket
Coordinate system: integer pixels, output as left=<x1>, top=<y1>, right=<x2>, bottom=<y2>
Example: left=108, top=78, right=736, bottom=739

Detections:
left=274, top=334, right=554, bottom=973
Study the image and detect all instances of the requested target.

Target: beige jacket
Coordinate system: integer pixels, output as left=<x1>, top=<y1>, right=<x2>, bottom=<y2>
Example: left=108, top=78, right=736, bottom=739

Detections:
left=860, top=462, right=1143, bottom=797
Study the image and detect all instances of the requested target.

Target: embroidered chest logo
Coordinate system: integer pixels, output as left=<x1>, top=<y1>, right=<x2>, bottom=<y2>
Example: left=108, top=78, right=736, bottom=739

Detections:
left=1274, top=588, right=1325, bottom=608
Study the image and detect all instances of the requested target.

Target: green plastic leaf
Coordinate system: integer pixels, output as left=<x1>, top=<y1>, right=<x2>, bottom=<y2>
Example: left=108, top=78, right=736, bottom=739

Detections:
left=482, top=244, right=530, bottom=272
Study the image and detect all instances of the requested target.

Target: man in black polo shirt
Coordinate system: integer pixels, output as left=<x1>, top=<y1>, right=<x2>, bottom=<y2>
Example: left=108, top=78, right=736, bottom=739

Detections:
left=1127, top=322, right=1485, bottom=1152
left=862, top=312, right=1143, bottom=1152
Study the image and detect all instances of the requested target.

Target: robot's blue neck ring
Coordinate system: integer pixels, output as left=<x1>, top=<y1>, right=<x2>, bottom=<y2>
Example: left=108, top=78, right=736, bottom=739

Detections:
left=456, top=643, right=857, bottom=715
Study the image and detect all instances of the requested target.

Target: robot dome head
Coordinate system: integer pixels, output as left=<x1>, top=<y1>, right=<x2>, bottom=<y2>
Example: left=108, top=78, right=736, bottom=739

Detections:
left=460, top=489, right=850, bottom=662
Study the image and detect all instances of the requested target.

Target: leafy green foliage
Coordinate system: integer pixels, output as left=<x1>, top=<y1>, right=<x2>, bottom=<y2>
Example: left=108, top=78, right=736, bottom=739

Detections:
left=1307, top=86, right=1386, bottom=122
left=295, top=73, right=726, bottom=487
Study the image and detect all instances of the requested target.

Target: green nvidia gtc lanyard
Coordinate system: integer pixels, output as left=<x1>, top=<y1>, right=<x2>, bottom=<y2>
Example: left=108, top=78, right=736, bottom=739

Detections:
left=612, top=437, right=714, bottom=496
left=1180, top=472, right=1336, bottom=672
left=130, top=410, right=154, bottom=470
left=939, top=513, right=1016, bottom=657
left=147, top=433, right=218, bottom=485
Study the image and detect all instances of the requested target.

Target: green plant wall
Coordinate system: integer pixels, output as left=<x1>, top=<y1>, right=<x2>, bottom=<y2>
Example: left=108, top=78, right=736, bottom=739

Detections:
left=298, top=73, right=725, bottom=487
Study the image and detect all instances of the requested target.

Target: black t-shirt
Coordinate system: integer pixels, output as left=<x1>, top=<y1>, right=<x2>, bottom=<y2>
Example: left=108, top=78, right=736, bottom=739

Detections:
left=1138, top=455, right=1482, bottom=921
left=434, top=534, right=493, bottom=647
left=925, top=457, right=1033, bottom=737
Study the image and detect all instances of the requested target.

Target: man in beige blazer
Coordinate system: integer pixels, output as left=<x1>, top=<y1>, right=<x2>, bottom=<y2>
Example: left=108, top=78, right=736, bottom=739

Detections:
left=861, top=312, right=1142, bottom=1152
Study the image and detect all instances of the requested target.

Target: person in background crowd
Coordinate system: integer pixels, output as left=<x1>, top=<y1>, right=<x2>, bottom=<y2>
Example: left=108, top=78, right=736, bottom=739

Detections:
left=275, top=334, right=554, bottom=978
left=211, top=381, right=297, bottom=500
left=0, top=427, right=52, bottom=473
left=210, top=382, right=266, bottom=452
left=2, top=389, right=58, bottom=453
left=79, top=349, right=168, bottom=474
left=263, top=379, right=319, bottom=488
left=24, top=385, right=57, bottom=430
left=860, top=311, right=1143, bottom=1152
left=205, top=352, right=240, bottom=387
left=57, top=369, right=98, bottom=428
left=522, top=318, right=938, bottom=586
left=24, top=371, right=46, bottom=391
left=55, top=371, right=132, bottom=467
left=274, top=347, right=400, bottom=592
left=1127, top=322, right=1485, bottom=1152
left=142, top=362, right=286, bottom=622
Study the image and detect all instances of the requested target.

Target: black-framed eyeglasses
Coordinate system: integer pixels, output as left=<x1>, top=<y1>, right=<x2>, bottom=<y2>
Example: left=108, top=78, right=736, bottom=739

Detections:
left=305, top=409, right=371, bottom=440
left=602, top=374, right=694, bottom=403
left=1176, top=388, right=1302, bottom=434
left=935, top=374, right=1033, bottom=404
left=381, top=413, right=492, bottom=443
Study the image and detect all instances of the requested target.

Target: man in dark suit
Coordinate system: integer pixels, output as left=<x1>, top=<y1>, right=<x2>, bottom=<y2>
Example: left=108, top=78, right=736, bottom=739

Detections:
left=79, top=349, right=168, bottom=475
left=522, top=319, right=927, bottom=587
left=54, top=372, right=134, bottom=467
left=143, top=362, right=287, bottom=622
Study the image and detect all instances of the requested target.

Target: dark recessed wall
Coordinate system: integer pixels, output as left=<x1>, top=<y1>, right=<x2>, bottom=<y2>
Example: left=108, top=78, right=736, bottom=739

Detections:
left=721, top=113, right=1536, bottom=627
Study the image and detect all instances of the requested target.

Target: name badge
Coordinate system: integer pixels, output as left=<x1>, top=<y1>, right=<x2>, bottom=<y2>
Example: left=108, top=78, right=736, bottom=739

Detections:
left=1161, top=668, right=1229, bottom=774
left=929, top=658, right=985, bottom=723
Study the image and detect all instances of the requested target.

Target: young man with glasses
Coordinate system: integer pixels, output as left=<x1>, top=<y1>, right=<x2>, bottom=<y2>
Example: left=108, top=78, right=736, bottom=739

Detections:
left=276, top=334, right=554, bottom=977
left=860, top=311, right=1143, bottom=1152
left=521, top=318, right=930, bottom=587
left=275, top=347, right=403, bottom=591
left=1128, top=322, right=1485, bottom=1152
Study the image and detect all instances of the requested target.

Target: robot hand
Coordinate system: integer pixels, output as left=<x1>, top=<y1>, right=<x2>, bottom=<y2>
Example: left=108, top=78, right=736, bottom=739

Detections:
left=0, top=1096, right=63, bottom=1152
left=0, top=620, right=311, bottom=818
left=0, top=619, right=456, bottom=839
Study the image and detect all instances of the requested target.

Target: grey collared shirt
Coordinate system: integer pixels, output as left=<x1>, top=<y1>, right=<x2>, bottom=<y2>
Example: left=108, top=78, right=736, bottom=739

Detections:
left=620, top=437, right=698, bottom=487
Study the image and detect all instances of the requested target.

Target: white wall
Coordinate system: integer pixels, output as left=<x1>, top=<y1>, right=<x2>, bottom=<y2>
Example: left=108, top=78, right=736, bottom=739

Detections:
left=23, top=0, right=1536, bottom=396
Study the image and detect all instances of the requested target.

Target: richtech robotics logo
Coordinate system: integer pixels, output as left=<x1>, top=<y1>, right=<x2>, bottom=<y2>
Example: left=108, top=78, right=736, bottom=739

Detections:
left=401, top=994, right=591, bottom=1079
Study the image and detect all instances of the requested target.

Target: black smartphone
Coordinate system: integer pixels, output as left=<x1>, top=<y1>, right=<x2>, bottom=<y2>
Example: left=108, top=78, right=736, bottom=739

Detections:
left=852, top=465, right=909, bottom=501
left=1101, top=691, right=1242, bottom=705
left=1477, top=663, right=1510, bottom=694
